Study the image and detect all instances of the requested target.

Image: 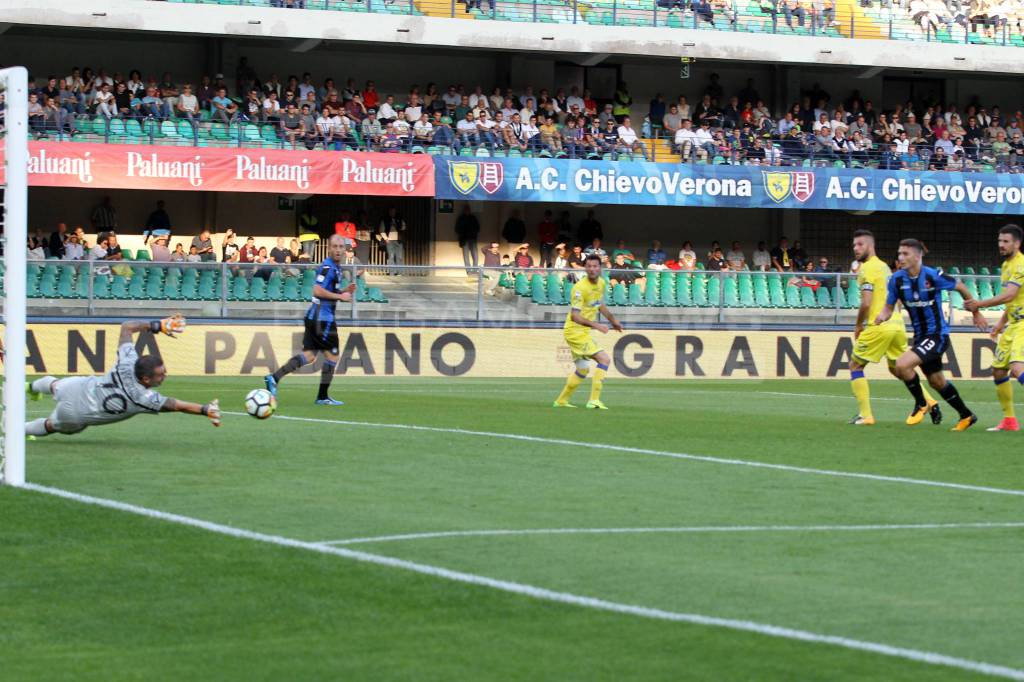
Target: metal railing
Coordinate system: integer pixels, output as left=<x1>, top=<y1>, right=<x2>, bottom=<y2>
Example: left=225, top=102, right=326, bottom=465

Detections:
left=17, top=259, right=1006, bottom=326
left=157, top=0, right=1024, bottom=48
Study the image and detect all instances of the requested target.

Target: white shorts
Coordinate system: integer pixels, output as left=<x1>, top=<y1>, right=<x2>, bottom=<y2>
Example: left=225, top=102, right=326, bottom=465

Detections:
left=49, top=377, right=94, bottom=434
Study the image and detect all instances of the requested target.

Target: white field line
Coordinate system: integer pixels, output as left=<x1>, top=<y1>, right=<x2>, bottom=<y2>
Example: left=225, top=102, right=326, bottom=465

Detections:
left=223, top=412, right=1024, bottom=498
left=320, top=522, right=1024, bottom=546
left=20, top=483, right=1024, bottom=682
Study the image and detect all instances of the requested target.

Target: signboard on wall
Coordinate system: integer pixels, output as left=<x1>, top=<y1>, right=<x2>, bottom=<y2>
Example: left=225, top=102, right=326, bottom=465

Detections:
left=3, top=142, right=435, bottom=196
left=435, top=156, right=1024, bottom=214
left=19, top=324, right=999, bottom=380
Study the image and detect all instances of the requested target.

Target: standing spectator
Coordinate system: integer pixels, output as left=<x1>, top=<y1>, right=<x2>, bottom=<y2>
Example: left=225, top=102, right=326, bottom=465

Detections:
left=577, top=210, right=603, bottom=244
left=612, top=82, right=632, bottom=122
left=90, top=196, right=117, bottom=233
left=791, top=240, right=809, bottom=270
left=771, top=237, right=794, bottom=272
left=48, top=222, right=68, bottom=260
left=143, top=200, right=172, bottom=245
left=192, top=229, right=216, bottom=262
left=355, top=211, right=373, bottom=265
left=455, top=204, right=481, bottom=274
left=751, top=241, right=771, bottom=271
left=537, top=210, right=558, bottom=267
left=502, top=209, right=526, bottom=245
left=726, top=241, right=747, bottom=270
left=378, top=208, right=407, bottom=274
left=151, top=236, right=171, bottom=262
left=334, top=213, right=357, bottom=247
left=514, top=244, right=535, bottom=269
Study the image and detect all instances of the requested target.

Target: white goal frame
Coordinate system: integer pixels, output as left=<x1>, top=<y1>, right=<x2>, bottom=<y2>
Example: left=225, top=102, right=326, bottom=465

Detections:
left=2, top=66, right=29, bottom=487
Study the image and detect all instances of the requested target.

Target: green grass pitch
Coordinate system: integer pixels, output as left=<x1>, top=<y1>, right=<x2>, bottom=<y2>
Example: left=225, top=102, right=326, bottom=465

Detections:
left=3, top=376, right=1024, bottom=681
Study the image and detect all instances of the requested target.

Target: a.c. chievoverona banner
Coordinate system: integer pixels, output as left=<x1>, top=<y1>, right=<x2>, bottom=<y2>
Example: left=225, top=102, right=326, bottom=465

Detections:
left=435, top=156, right=1024, bottom=214
left=0, top=142, right=435, bottom=196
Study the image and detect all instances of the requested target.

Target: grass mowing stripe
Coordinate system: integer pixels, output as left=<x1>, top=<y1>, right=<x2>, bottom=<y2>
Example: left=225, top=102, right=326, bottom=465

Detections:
left=21, top=482, right=1024, bottom=682
left=318, top=522, right=1024, bottom=546
left=230, top=412, right=1024, bottom=498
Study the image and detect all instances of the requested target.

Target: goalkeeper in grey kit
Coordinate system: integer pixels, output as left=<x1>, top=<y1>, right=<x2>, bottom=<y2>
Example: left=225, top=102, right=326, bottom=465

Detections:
left=25, top=316, right=222, bottom=436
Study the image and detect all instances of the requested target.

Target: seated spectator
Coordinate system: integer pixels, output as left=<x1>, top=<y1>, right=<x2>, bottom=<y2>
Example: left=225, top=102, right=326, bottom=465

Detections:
left=609, top=253, right=646, bottom=293
left=62, top=232, right=84, bottom=261
left=28, top=236, right=46, bottom=260
left=611, top=239, right=634, bottom=260
left=170, top=243, right=187, bottom=262
left=151, top=236, right=171, bottom=262
left=929, top=146, right=949, bottom=170
left=663, top=104, right=683, bottom=138
left=678, top=241, right=698, bottom=270
left=617, top=117, right=649, bottom=160
left=279, top=103, right=304, bottom=147
left=239, top=236, right=258, bottom=264
left=707, top=247, right=730, bottom=271
left=751, top=241, right=770, bottom=271
left=270, top=237, right=291, bottom=265
left=647, top=240, right=668, bottom=269
left=210, top=87, right=237, bottom=124
left=222, top=229, right=240, bottom=262
left=705, top=241, right=722, bottom=263
left=811, top=257, right=835, bottom=287
left=789, top=261, right=822, bottom=291
left=513, top=243, right=534, bottom=270
left=726, top=241, right=746, bottom=270
left=567, top=243, right=586, bottom=280
left=584, top=238, right=607, bottom=259
left=192, top=229, right=216, bottom=262
left=186, top=245, right=202, bottom=263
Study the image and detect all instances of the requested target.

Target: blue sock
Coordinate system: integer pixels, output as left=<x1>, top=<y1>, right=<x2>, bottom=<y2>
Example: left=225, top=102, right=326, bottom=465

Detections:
left=850, top=370, right=865, bottom=380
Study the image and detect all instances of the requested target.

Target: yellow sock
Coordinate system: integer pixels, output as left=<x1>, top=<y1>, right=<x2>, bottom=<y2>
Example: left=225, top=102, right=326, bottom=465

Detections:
left=589, top=364, right=608, bottom=403
left=921, top=384, right=937, bottom=405
left=850, top=371, right=872, bottom=420
left=556, top=369, right=587, bottom=404
left=996, top=378, right=1015, bottom=418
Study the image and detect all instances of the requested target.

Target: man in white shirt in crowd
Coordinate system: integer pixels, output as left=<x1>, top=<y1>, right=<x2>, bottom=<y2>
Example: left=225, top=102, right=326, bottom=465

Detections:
left=377, top=95, right=398, bottom=124
left=262, top=91, right=281, bottom=122
left=404, top=94, right=423, bottom=123
left=413, top=113, right=434, bottom=145
left=442, top=85, right=462, bottom=112
left=616, top=117, right=649, bottom=161
left=566, top=86, right=585, bottom=113
left=674, top=119, right=699, bottom=160
left=456, top=110, right=480, bottom=148
left=476, top=110, right=498, bottom=151
left=176, top=84, right=200, bottom=126
left=751, top=241, right=771, bottom=271
left=694, top=120, right=717, bottom=158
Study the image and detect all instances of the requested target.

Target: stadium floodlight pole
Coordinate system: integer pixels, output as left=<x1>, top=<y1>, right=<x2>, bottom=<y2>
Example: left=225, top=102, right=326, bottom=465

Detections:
left=2, top=66, right=29, bottom=487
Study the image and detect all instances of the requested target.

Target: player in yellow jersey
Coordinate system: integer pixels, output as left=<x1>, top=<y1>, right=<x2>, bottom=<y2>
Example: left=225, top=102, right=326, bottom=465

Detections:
left=965, top=224, right=1024, bottom=432
left=848, top=229, right=940, bottom=426
left=553, top=253, right=623, bottom=409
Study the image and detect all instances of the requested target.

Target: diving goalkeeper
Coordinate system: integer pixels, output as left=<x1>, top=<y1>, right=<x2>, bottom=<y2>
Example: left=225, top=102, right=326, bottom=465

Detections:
left=25, top=316, right=222, bottom=437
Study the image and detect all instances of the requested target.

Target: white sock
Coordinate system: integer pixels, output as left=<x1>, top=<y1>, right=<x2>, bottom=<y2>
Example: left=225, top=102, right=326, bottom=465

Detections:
left=26, top=418, right=50, bottom=437
left=31, top=376, right=57, bottom=395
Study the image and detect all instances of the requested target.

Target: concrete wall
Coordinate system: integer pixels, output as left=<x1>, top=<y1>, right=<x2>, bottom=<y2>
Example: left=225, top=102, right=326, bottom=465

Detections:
left=5, top=0, right=1024, bottom=77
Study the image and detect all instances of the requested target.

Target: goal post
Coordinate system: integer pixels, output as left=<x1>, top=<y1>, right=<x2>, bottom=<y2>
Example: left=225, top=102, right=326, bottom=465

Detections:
left=2, top=66, right=29, bottom=487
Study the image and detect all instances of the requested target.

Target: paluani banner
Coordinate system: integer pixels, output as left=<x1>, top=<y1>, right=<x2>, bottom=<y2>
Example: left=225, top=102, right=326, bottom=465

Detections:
left=435, top=156, right=1024, bottom=214
left=1, top=142, right=435, bottom=196
left=21, top=324, right=1001, bottom=379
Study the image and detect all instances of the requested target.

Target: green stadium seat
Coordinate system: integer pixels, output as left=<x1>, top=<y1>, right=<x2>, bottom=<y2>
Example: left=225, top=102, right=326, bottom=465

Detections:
left=282, top=277, right=301, bottom=301
left=134, top=249, right=151, bottom=261
left=514, top=273, right=530, bottom=296
left=249, top=276, right=268, bottom=301
left=266, top=274, right=284, bottom=301
left=659, top=272, right=676, bottom=305
left=627, top=282, right=645, bottom=306
left=368, top=287, right=388, bottom=303
left=231, top=276, right=251, bottom=301
left=691, top=275, right=708, bottom=306
left=831, top=285, right=846, bottom=308
left=706, top=275, right=721, bottom=307
left=546, top=273, right=566, bottom=304
left=785, top=284, right=803, bottom=307
left=816, top=286, right=832, bottom=308
left=723, top=277, right=739, bottom=307
left=612, top=282, right=628, bottom=306
left=300, top=278, right=314, bottom=300
left=530, top=274, right=549, bottom=304
left=644, top=276, right=660, bottom=305
left=128, top=274, right=146, bottom=299
left=845, top=283, right=861, bottom=308
left=92, top=275, right=110, bottom=299
left=111, top=275, right=129, bottom=298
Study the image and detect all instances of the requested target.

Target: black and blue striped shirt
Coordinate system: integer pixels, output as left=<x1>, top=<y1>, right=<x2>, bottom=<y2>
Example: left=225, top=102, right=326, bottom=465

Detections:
left=886, top=266, right=958, bottom=338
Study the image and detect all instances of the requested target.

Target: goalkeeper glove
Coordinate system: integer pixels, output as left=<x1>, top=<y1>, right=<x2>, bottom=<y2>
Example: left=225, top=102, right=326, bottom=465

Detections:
left=152, top=314, right=186, bottom=337
left=202, top=399, right=221, bottom=427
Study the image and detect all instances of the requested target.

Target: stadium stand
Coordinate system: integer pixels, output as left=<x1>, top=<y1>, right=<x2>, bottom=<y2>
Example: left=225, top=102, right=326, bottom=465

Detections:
left=159, top=0, right=1024, bottom=48
left=20, top=66, right=1024, bottom=172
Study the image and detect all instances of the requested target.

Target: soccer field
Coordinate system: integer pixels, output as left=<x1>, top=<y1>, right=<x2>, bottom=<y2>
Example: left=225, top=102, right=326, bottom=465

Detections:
left=4, top=376, right=1024, bottom=681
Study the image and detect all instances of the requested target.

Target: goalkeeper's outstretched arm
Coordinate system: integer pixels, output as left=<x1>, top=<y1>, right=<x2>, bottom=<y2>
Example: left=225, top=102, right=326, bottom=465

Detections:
left=161, top=398, right=221, bottom=427
left=118, top=314, right=187, bottom=344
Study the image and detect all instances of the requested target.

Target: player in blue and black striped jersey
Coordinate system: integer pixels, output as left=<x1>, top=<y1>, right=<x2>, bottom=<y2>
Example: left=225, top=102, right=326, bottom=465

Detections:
left=875, top=238, right=989, bottom=432
left=264, top=234, right=356, bottom=405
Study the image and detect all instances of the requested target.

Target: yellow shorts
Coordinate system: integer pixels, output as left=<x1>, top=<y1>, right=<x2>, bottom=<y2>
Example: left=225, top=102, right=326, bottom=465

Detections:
left=564, top=330, right=602, bottom=361
left=993, top=321, right=1024, bottom=370
left=852, top=324, right=907, bottom=365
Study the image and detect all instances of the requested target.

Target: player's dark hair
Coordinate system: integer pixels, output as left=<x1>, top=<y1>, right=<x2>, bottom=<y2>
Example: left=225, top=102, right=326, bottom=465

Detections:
left=999, top=224, right=1023, bottom=242
left=852, top=229, right=874, bottom=239
left=899, top=238, right=927, bottom=254
left=135, top=355, right=164, bottom=383
left=585, top=254, right=602, bottom=264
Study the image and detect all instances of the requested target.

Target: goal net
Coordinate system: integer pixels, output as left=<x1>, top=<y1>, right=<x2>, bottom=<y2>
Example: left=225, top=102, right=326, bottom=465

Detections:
left=2, top=66, right=29, bottom=487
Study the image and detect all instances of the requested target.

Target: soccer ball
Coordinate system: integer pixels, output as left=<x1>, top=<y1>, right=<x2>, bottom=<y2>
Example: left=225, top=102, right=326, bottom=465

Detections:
left=245, top=388, right=276, bottom=419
